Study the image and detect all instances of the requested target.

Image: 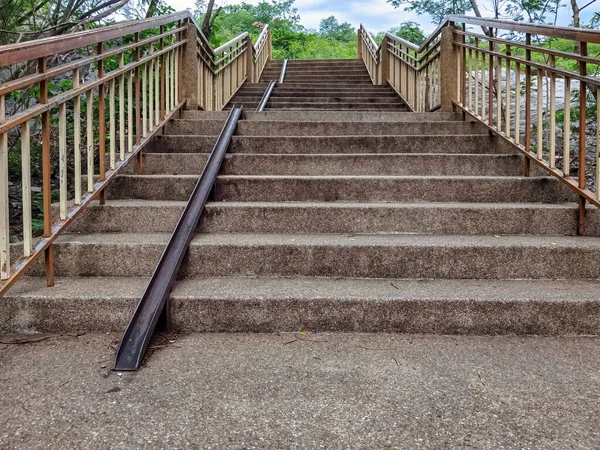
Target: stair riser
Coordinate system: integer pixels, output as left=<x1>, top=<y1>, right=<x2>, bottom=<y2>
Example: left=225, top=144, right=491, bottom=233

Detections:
left=264, top=103, right=407, bottom=110
left=109, top=175, right=574, bottom=203
left=262, top=70, right=369, bottom=76
left=149, top=135, right=502, bottom=155
left=181, top=111, right=463, bottom=122
left=70, top=203, right=583, bottom=236
left=214, top=177, right=574, bottom=203
left=129, top=153, right=526, bottom=176
left=27, top=240, right=600, bottom=279
left=165, top=120, right=486, bottom=136
left=3, top=295, right=598, bottom=335
left=234, top=96, right=403, bottom=104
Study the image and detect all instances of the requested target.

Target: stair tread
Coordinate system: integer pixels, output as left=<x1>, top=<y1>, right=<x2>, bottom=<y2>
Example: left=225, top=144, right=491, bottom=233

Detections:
left=53, top=232, right=600, bottom=249
left=97, top=199, right=582, bottom=210
left=8, top=276, right=600, bottom=302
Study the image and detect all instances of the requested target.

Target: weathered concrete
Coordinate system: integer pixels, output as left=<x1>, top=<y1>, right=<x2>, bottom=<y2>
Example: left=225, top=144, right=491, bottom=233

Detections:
left=131, top=153, right=525, bottom=177
left=1, top=333, right=599, bottom=448
left=151, top=134, right=504, bottom=154
left=25, top=233, right=600, bottom=279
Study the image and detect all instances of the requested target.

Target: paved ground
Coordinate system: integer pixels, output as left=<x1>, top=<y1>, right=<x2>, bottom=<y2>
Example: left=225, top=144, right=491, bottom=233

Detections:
left=1, top=332, right=599, bottom=449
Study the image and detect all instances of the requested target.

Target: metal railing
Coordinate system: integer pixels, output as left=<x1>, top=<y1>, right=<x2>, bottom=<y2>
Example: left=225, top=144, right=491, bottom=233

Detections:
left=197, top=24, right=271, bottom=111
left=447, top=16, right=600, bottom=233
left=359, top=17, right=600, bottom=232
left=0, top=11, right=271, bottom=295
left=359, top=23, right=443, bottom=111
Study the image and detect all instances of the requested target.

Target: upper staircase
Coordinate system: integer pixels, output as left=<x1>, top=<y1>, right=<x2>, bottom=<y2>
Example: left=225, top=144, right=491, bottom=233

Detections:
left=229, top=59, right=408, bottom=111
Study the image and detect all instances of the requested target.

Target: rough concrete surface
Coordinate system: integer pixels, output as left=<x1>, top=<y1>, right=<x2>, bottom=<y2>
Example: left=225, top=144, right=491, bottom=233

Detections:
left=1, top=333, right=599, bottom=449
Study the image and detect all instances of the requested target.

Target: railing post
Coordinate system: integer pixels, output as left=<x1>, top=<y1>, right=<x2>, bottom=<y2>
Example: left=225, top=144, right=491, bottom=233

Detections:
left=439, top=26, right=459, bottom=112
left=357, top=29, right=363, bottom=59
left=380, top=36, right=390, bottom=86
left=182, top=20, right=199, bottom=110
left=246, top=36, right=255, bottom=83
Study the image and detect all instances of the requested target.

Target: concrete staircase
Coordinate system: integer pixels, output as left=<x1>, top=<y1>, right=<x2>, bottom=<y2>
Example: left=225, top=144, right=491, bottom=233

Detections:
left=3, top=62, right=600, bottom=336
left=230, top=59, right=408, bottom=111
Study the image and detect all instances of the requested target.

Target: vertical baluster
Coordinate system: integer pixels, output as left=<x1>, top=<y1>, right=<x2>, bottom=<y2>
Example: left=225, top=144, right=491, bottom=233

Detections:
left=87, top=90, right=94, bottom=192
left=578, top=42, right=588, bottom=235
left=98, top=44, right=106, bottom=207
left=119, top=54, right=125, bottom=161
left=564, top=77, right=571, bottom=177
left=481, top=51, right=486, bottom=122
left=505, top=47, right=511, bottom=137
left=0, top=95, right=9, bottom=279
left=496, top=48, right=502, bottom=133
left=474, top=46, right=479, bottom=117
left=525, top=33, right=532, bottom=162
left=142, top=62, right=148, bottom=138
left=135, top=32, right=141, bottom=147
left=515, top=62, right=521, bottom=145
left=160, top=27, right=166, bottom=121
left=21, top=121, right=32, bottom=257
left=549, top=55, right=556, bottom=169
left=155, top=57, right=160, bottom=124
left=58, top=103, right=67, bottom=220
left=537, top=70, right=543, bottom=160
left=109, top=77, right=116, bottom=170
left=467, top=47, right=472, bottom=110
left=148, top=55, right=154, bottom=131
left=165, top=52, right=170, bottom=114
left=73, top=69, right=81, bottom=205
left=488, top=36, right=494, bottom=127
left=172, top=49, right=177, bottom=109
left=128, top=70, right=133, bottom=153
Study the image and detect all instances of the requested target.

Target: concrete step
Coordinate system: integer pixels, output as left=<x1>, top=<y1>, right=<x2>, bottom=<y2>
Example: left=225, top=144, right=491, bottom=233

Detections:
left=165, top=119, right=487, bottom=136
left=262, top=69, right=369, bottom=77
left=264, top=103, right=407, bottom=111
left=4, top=276, right=600, bottom=334
left=235, top=89, right=398, bottom=98
left=69, top=200, right=596, bottom=236
left=234, top=96, right=403, bottom=104
left=213, top=175, right=574, bottom=203
left=181, top=111, right=462, bottom=122
left=26, top=233, right=600, bottom=279
left=108, top=174, right=574, bottom=203
left=148, top=135, right=504, bottom=155
left=128, top=153, right=526, bottom=176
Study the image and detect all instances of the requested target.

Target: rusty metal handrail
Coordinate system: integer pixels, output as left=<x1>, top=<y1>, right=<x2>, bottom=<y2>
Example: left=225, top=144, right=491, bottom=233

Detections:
left=114, top=105, right=243, bottom=371
left=0, top=13, right=188, bottom=294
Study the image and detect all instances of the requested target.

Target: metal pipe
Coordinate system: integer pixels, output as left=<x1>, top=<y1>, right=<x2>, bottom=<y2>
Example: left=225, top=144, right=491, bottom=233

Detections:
left=256, top=80, right=276, bottom=112
left=279, top=59, right=288, bottom=84
left=114, top=106, right=243, bottom=371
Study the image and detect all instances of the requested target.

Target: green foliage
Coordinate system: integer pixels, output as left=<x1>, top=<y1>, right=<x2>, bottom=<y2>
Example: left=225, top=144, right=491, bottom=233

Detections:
left=386, top=0, right=472, bottom=24
left=319, top=16, right=355, bottom=42
left=374, top=21, right=426, bottom=45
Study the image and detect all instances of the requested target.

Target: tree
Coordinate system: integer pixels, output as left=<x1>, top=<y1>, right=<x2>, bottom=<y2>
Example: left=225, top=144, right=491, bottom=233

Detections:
left=319, top=16, right=355, bottom=42
left=386, top=0, right=473, bottom=24
left=388, top=21, right=426, bottom=44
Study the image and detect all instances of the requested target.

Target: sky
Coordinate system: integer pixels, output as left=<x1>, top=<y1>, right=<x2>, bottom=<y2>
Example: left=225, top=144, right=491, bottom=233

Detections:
left=166, top=0, right=598, bottom=34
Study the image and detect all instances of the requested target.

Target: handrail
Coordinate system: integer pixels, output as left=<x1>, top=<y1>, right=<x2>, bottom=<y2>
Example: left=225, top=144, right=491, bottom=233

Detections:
left=114, top=106, right=243, bottom=371
left=1, top=13, right=187, bottom=291
left=447, top=15, right=600, bottom=43
left=0, top=11, right=272, bottom=295
left=254, top=24, right=270, bottom=53
left=256, top=80, right=277, bottom=111
left=279, top=59, right=288, bottom=83
left=0, top=11, right=192, bottom=66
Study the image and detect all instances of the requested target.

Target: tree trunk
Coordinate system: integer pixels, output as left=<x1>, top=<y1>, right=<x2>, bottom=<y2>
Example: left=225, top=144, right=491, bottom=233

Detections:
left=145, top=0, right=158, bottom=18
left=201, top=0, right=215, bottom=38
left=571, top=0, right=580, bottom=53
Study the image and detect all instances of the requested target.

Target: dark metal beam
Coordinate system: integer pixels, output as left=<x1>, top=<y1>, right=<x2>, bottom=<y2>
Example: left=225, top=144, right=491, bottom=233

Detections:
left=113, top=105, right=243, bottom=371
left=256, top=80, right=276, bottom=112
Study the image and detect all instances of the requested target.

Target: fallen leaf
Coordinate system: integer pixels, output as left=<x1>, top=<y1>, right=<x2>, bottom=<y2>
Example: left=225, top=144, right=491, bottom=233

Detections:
left=493, top=235, right=501, bottom=238
left=550, top=242, right=557, bottom=246
left=298, top=332, right=307, bottom=337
